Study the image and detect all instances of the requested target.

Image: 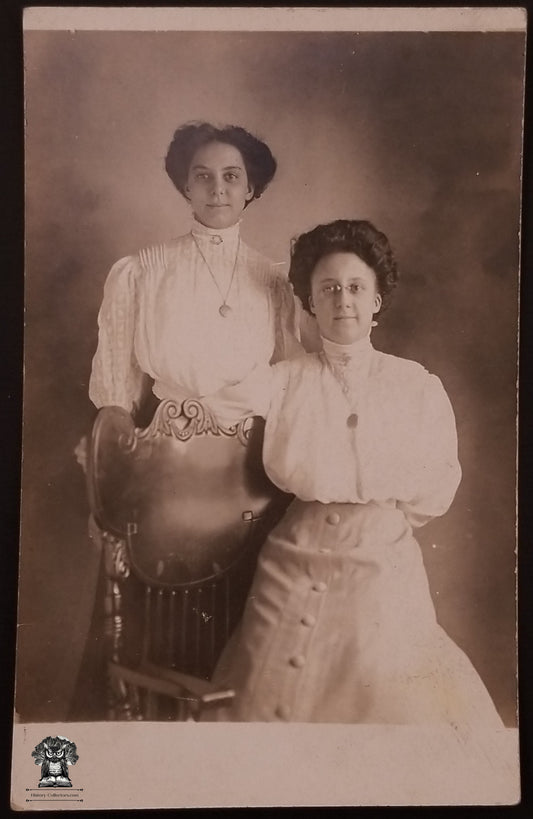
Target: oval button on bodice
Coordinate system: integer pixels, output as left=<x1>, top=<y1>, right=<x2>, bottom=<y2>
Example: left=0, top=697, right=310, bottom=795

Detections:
left=301, top=613, right=316, bottom=627
left=290, top=654, right=306, bottom=668
left=347, top=413, right=358, bottom=428
left=275, top=704, right=291, bottom=720
left=312, top=581, right=328, bottom=592
left=326, top=512, right=341, bottom=525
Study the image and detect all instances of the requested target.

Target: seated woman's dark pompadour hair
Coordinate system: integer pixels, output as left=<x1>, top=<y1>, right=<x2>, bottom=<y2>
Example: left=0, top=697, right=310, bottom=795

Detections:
left=165, top=121, right=277, bottom=206
left=289, top=219, right=399, bottom=315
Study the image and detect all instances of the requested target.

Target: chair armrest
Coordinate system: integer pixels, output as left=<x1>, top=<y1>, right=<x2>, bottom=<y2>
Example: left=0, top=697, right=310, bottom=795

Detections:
left=141, top=661, right=235, bottom=706
left=108, top=661, right=235, bottom=710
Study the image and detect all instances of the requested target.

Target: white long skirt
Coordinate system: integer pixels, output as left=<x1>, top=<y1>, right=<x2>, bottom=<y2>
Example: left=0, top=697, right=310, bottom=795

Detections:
left=206, top=499, right=504, bottom=728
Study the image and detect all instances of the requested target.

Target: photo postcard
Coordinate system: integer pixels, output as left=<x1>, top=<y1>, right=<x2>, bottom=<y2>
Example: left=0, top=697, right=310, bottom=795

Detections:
left=11, top=5, right=526, bottom=810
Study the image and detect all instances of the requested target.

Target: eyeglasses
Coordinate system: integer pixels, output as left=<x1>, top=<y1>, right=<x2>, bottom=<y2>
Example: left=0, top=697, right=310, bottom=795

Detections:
left=319, top=283, right=367, bottom=296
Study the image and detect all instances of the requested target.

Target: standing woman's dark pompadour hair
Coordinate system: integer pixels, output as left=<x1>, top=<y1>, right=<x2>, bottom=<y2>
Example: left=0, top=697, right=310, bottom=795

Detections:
left=289, top=219, right=399, bottom=316
left=165, top=121, right=277, bottom=207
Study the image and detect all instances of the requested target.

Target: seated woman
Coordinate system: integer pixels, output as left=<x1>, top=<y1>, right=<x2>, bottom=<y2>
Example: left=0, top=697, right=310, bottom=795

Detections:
left=88, top=120, right=301, bottom=421
left=201, top=219, right=504, bottom=729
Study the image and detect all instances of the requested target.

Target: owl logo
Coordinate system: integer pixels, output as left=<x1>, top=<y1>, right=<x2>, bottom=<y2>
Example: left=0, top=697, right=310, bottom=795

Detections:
left=31, top=736, right=79, bottom=788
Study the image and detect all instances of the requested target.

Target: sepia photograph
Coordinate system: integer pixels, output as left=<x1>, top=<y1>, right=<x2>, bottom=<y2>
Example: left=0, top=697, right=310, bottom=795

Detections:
left=11, top=5, right=525, bottom=809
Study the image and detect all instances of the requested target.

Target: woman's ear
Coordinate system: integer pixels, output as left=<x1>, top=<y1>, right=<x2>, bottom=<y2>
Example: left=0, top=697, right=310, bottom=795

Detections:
left=245, top=184, right=255, bottom=202
left=373, top=293, right=383, bottom=314
left=308, top=295, right=316, bottom=315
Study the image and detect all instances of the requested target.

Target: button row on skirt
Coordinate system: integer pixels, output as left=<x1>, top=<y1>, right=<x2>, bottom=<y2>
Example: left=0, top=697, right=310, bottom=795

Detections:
left=275, top=553, right=332, bottom=720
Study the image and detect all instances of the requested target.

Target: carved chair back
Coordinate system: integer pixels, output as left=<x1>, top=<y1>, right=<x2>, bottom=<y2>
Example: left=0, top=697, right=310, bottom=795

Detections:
left=87, top=398, right=291, bottom=719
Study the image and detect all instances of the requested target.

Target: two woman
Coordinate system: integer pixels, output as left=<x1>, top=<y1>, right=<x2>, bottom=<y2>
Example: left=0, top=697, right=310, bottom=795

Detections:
left=88, top=122, right=502, bottom=729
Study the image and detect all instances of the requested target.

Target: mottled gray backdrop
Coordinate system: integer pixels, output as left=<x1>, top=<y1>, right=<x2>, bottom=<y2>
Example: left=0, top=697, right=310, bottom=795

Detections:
left=20, top=31, right=524, bottom=724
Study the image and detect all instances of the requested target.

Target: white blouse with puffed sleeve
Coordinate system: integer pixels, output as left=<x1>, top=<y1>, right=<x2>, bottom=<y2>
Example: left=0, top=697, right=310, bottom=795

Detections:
left=89, top=219, right=301, bottom=413
left=203, top=335, right=462, bottom=526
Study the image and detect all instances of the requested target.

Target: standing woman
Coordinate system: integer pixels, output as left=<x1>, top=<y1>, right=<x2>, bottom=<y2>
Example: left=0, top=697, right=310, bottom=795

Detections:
left=88, top=121, right=300, bottom=420
left=73, top=123, right=301, bottom=716
left=202, top=219, right=504, bottom=731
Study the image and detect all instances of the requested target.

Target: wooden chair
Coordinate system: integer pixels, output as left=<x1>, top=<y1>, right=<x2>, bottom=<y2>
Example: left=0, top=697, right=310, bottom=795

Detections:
left=87, top=398, right=291, bottom=721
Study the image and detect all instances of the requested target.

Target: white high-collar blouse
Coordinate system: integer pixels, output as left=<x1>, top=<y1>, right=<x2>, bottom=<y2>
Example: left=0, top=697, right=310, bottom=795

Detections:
left=89, top=220, right=301, bottom=411
left=204, top=337, right=462, bottom=527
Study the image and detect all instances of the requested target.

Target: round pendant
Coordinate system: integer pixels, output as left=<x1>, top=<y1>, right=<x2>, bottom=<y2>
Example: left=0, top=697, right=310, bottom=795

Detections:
left=347, top=413, right=358, bottom=428
left=219, top=303, right=232, bottom=317
left=211, top=235, right=223, bottom=245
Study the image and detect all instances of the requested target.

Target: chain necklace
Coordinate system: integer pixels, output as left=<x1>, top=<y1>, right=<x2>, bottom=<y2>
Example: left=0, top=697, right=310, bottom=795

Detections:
left=321, top=351, right=364, bottom=430
left=192, top=234, right=240, bottom=317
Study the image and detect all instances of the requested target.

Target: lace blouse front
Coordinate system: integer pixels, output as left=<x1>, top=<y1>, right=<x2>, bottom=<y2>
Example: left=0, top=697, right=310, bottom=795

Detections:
left=89, top=220, right=300, bottom=412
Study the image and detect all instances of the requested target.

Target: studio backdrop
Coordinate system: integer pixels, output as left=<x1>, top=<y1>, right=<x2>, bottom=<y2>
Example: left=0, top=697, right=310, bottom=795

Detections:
left=19, top=28, right=523, bottom=724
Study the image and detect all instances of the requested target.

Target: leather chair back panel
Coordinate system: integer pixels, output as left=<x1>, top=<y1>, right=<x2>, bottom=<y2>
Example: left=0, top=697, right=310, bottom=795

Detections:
left=88, top=401, right=289, bottom=587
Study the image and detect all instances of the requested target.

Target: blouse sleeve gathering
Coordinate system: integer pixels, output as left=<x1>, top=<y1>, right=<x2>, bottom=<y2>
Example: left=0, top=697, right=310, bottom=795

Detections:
left=270, top=274, right=305, bottom=363
left=398, top=373, right=462, bottom=528
left=88, top=256, right=145, bottom=413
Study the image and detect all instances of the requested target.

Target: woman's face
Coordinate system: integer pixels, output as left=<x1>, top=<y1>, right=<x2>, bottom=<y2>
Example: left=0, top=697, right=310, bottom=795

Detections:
left=309, top=252, right=382, bottom=345
left=185, top=141, right=254, bottom=229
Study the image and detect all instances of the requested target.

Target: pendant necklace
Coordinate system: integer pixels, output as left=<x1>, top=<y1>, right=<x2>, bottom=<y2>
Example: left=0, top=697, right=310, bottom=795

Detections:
left=322, top=352, right=360, bottom=429
left=192, top=234, right=240, bottom=317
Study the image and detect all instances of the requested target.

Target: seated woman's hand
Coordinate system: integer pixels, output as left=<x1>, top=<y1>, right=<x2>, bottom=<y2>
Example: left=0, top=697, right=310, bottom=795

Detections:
left=74, top=435, right=88, bottom=473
